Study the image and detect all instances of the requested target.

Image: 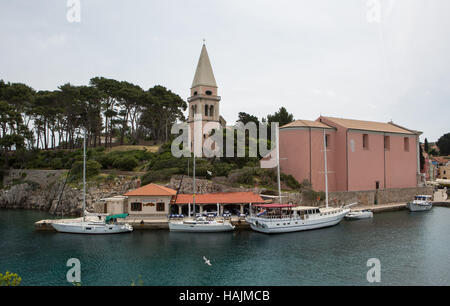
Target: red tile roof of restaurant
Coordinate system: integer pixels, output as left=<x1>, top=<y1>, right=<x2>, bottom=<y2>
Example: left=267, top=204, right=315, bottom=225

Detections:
left=124, top=183, right=177, bottom=196
left=173, top=192, right=265, bottom=204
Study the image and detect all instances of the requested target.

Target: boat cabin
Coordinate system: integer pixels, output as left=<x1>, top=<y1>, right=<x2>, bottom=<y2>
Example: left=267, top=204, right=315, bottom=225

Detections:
left=414, top=195, right=432, bottom=201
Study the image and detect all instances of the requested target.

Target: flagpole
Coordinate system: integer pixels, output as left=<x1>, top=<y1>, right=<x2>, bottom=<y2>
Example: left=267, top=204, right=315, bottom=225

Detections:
left=193, top=123, right=196, bottom=219
left=323, top=129, right=329, bottom=209
left=276, top=123, right=282, bottom=204
left=83, top=129, right=86, bottom=222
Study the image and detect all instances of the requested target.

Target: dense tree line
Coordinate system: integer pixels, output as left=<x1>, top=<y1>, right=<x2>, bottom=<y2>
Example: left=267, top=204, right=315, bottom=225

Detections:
left=0, top=78, right=187, bottom=152
left=436, top=133, right=450, bottom=156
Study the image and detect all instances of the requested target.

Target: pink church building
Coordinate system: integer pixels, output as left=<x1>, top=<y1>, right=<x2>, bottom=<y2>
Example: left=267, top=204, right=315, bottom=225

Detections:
left=279, top=116, right=421, bottom=192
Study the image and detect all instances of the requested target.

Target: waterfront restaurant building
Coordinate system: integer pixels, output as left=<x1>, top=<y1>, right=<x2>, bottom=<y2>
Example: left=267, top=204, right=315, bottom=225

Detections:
left=172, top=192, right=265, bottom=215
left=123, top=183, right=177, bottom=216
left=119, top=183, right=265, bottom=217
left=279, top=116, right=421, bottom=192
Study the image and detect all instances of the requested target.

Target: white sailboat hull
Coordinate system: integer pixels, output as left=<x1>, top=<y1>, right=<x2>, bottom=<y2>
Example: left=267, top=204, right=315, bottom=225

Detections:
left=247, top=209, right=349, bottom=234
left=345, top=210, right=373, bottom=220
left=169, top=221, right=235, bottom=232
left=407, top=202, right=432, bottom=212
left=51, top=222, right=133, bottom=234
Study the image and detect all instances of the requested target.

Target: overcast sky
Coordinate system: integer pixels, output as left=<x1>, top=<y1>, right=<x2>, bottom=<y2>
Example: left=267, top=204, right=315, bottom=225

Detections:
left=1, top=0, right=449, bottom=141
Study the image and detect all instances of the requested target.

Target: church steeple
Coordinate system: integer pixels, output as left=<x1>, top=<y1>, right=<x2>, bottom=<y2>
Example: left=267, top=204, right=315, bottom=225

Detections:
left=191, top=44, right=217, bottom=88
left=188, top=43, right=221, bottom=124
left=188, top=43, right=224, bottom=155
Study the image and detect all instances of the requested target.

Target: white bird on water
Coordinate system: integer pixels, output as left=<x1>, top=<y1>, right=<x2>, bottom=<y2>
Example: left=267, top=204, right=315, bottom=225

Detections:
left=203, top=256, right=212, bottom=266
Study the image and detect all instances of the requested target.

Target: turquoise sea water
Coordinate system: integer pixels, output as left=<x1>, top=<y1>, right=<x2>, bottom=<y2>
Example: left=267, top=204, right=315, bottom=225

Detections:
left=0, top=208, right=449, bottom=286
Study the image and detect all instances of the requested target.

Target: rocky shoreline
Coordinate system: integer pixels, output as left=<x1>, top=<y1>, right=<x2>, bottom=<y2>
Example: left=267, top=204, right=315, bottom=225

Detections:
left=0, top=170, right=265, bottom=216
left=0, top=169, right=435, bottom=216
left=0, top=169, right=140, bottom=216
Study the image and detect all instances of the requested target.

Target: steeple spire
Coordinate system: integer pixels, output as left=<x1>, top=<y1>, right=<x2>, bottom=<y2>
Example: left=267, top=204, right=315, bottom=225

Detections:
left=191, top=44, right=217, bottom=88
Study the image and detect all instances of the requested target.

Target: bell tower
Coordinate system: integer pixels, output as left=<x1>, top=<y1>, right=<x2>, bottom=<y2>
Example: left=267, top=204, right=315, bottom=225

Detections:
left=188, top=44, right=221, bottom=150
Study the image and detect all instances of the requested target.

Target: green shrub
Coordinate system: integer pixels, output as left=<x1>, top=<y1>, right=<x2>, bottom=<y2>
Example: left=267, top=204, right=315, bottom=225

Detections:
left=281, top=173, right=301, bottom=189
left=0, top=271, right=21, bottom=286
left=112, top=156, right=139, bottom=171
left=95, top=154, right=115, bottom=169
left=150, top=154, right=187, bottom=171
left=237, top=171, right=255, bottom=185
left=212, top=162, right=236, bottom=177
left=69, top=160, right=102, bottom=182
left=49, top=158, right=64, bottom=169
left=141, top=168, right=180, bottom=185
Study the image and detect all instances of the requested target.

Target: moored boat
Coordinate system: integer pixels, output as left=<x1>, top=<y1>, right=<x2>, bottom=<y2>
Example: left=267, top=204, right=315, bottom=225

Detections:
left=51, top=217, right=133, bottom=234
left=407, top=195, right=433, bottom=212
left=168, top=131, right=235, bottom=233
left=246, top=204, right=350, bottom=234
left=169, top=216, right=235, bottom=232
left=345, top=210, right=373, bottom=220
left=51, top=130, right=133, bottom=235
left=246, top=126, right=352, bottom=234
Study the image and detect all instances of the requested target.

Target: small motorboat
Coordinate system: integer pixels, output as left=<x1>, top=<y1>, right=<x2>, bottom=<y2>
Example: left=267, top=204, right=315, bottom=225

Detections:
left=407, top=195, right=433, bottom=212
left=345, top=210, right=373, bottom=220
left=169, top=216, right=235, bottom=232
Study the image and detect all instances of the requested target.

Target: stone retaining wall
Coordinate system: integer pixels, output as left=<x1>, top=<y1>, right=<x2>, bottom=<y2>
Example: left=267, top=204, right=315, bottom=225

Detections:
left=325, top=186, right=433, bottom=206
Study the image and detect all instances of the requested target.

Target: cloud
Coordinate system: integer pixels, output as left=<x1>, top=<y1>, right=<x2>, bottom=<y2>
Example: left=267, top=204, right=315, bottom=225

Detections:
left=0, top=0, right=448, bottom=141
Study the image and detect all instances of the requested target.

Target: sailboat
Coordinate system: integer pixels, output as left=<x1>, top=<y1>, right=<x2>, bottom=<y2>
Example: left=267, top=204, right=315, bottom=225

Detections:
left=168, top=128, right=234, bottom=232
left=246, top=126, right=352, bottom=234
left=51, top=131, right=133, bottom=234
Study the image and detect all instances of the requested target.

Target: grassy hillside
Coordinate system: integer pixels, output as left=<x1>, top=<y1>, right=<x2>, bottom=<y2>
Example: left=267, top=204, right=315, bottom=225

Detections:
left=5, top=143, right=304, bottom=192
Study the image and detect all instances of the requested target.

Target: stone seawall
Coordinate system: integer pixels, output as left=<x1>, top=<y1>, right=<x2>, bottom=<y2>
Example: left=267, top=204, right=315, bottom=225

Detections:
left=281, top=186, right=434, bottom=207
left=328, top=186, right=434, bottom=206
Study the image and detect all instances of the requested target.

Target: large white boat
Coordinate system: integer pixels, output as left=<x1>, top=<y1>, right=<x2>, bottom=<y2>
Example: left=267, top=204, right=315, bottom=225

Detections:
left=407, top=195, right=433, bottom=212
left=246, top=126, right=352, bottom=234
left=52, top=217, right=133, bottom=234
left=51, top=130, right=133, bottom=235
left=246, top=204, right=349, bottom=234
left=169, top=216, right=234, bottom=232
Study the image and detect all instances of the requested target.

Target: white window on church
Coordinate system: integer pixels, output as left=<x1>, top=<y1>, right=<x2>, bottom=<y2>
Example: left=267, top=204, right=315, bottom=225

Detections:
left=210, top=105, right=214, bottom=117
left=204, top=105, right=209, bottom=116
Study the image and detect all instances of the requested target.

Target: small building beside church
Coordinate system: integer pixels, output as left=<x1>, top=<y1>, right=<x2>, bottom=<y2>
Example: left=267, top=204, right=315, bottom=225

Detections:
left=123, top=183, right=177, bottom=216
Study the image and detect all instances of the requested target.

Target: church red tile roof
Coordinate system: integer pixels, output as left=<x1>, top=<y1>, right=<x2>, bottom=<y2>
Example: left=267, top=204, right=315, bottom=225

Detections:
left=173, top=192, right=264, bottom=204
left=281, top=120, right=333, bottom=129
left=321, top=116, right=416, bottom=135
left=124, top=183, right=177, bottom=196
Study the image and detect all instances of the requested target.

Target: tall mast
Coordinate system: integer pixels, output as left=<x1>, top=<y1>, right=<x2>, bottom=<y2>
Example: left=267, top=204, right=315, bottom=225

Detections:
left=323, top=129, right=329, bottom=209
left=83, top=129, right=86, bottom=222
left=276, top=124, right=282, bottom=204
left=193, top=127, right=196, bottom=218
